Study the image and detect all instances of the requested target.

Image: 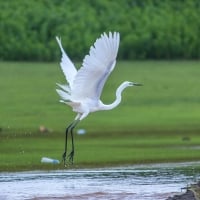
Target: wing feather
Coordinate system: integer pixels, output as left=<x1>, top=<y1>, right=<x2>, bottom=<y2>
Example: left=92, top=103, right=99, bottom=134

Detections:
left=56, top=83, right=71, bottom=93
left=56, top=36, right=77, bottom=88
left=71, top=32, right=120, bottom=100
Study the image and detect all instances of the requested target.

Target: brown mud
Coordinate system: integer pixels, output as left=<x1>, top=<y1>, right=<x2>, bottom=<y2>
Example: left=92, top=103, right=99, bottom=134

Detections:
left=166, top=181, right=200, bottom=200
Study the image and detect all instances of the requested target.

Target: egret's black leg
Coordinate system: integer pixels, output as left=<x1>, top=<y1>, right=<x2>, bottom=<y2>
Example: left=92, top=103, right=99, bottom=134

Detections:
left=68, top=120, right=79, bottom=164
left=68, top=125, right=75, bottom=164
left=62, top=130, right=67, bottom=166
left=62, top=122, right=74, bottom=166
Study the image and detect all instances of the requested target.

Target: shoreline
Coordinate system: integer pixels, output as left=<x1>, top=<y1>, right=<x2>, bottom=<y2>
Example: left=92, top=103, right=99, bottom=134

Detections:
left=166, top=182, right=200, bottom=200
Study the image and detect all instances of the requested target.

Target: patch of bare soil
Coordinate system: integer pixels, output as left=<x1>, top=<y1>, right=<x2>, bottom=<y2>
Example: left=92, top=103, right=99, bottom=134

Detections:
left=166, top=181, right=200, bottom=200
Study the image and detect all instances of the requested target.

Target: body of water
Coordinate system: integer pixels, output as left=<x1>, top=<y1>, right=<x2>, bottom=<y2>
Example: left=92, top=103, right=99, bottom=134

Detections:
left=1, top=162, right=200, bottom=200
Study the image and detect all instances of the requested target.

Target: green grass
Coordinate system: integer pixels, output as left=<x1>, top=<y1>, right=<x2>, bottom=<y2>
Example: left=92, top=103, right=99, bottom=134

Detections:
left=0, top=61, right=200, bottom=171
left=1, top=130, right=200, bottom=171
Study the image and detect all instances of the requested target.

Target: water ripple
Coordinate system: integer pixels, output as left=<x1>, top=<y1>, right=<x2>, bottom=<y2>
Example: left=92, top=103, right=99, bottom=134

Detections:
left=1, top=161, right=200, bottom=200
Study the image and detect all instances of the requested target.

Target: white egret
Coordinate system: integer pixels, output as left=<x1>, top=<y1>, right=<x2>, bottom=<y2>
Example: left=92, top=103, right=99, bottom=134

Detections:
left=56, top=32, right=142, bottom=166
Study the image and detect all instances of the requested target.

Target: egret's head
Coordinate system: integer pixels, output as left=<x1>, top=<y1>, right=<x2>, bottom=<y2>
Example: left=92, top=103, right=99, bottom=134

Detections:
left=125, top=81, right=143, bottom=87
left=117, top=81, right=143, bottom=97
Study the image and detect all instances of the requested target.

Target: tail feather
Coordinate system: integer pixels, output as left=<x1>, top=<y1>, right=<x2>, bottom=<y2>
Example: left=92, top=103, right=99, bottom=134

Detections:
left=56, top=89, right=71, bottom=102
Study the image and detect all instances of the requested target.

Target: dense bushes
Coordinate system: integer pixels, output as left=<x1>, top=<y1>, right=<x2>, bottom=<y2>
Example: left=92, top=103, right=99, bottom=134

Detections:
left=0, top=0, right=200, bottom=61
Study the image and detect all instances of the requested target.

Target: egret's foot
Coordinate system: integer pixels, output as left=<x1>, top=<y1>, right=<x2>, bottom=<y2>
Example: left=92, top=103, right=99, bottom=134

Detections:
left=62, top=152, right=67, bottom=167
left=68, top=151, right=74, bottom=165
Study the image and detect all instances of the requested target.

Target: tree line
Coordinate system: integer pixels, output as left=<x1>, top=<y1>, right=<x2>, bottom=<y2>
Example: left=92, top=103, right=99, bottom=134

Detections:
left=0, top=0, right=200, bottom=61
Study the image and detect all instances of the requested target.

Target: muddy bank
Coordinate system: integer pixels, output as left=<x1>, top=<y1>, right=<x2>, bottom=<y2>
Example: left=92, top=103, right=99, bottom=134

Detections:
left=166, top=190, right=195, bottom=200
left=166, top=181, right=200, bottom=200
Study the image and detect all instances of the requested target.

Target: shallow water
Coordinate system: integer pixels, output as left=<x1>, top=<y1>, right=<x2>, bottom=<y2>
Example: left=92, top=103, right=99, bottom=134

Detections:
left=1, top=162, right=200, bottom=200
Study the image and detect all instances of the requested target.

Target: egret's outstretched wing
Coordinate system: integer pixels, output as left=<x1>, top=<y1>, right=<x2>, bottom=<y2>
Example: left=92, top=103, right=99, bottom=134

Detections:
left=56, top=36, right=77, bottom=88
left=71, top=32, right=120, bottom=100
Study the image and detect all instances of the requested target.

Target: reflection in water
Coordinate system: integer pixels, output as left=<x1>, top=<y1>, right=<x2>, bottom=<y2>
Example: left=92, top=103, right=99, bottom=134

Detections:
left=0, top=162, right=200, bottom=200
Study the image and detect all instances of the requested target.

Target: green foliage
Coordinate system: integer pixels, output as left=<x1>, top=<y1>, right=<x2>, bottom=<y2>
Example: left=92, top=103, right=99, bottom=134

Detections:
left=0, top=0, right=200, bottom=61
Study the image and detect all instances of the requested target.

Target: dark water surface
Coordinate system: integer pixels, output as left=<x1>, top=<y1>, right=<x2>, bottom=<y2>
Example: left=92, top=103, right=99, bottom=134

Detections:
left=1, top=162, right=200, bottom=200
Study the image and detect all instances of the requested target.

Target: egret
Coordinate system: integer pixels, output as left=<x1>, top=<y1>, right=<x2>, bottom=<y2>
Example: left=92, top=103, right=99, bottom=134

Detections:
left=56, top=32, right=142, bottom=166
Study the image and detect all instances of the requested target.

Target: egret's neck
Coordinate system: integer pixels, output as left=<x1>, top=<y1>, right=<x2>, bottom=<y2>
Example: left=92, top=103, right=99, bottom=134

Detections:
left=101, top=82, right=129, bottom=110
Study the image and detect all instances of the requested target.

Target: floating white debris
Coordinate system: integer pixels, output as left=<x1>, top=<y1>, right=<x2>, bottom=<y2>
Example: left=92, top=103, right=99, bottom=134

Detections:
left=41, top=157, right=60, bottom=164
left=77, top=129, right=86, bottom=135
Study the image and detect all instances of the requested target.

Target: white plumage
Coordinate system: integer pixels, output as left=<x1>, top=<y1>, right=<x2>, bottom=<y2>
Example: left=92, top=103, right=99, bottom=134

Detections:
left=56, top=32, right=120, bottom=119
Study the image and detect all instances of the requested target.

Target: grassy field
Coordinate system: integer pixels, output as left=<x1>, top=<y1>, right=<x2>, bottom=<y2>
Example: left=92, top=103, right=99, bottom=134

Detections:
left=0, top=61, right=200, bottom=171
